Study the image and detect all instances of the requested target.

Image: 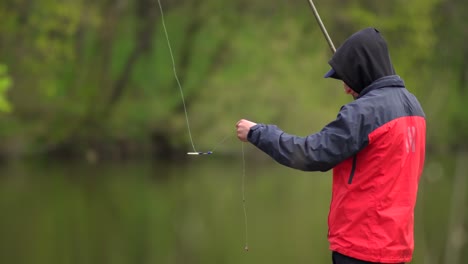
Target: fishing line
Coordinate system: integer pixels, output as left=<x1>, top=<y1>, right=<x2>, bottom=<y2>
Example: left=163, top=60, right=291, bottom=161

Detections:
left=156, top=0, right=250, bottom=251
left=157, top=0, right=226, bottom=156
left=210, top=134, right=234, bottom=152
left=156, top=0, right=197, bottom=153
left=158, top=0, right=335, bottom=254
left=241, top=142, right=249, bottom=251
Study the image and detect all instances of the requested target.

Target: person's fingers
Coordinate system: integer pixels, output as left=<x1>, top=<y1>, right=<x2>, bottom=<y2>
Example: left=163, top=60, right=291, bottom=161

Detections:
left=236, top=122, right=247, bottom=141
left=236, top=130, right=243, bottom=140
left=236, top=119, right=246, bottom=127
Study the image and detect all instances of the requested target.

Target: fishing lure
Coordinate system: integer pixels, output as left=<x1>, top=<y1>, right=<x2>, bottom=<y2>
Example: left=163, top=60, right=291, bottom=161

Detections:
left=186, top=151, right=213, bottom=155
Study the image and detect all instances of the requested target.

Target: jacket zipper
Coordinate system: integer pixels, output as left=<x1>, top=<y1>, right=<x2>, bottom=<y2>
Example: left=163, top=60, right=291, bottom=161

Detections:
left=348, top=155, right=357, bottom=184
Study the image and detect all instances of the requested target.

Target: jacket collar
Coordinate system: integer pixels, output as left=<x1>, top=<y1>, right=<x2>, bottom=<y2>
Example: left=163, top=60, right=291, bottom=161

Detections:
left=357, top=75, right=405, bottom=98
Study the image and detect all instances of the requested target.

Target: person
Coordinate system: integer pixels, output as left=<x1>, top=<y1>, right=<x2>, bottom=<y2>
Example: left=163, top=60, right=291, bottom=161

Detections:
left=235, top=27, right=426, bottom=264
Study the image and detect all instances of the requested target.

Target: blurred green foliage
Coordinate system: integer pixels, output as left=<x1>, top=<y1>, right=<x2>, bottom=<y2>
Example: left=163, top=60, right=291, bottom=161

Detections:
left=0, top=3, right=466, bottom=264
left=0, top=0, right=465, bottom=159
left=0, top=64, right=12, bottom=112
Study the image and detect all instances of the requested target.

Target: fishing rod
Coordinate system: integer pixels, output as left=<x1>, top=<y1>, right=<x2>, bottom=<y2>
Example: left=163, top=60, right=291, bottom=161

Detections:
left=306, top=0, right=336, bottom=54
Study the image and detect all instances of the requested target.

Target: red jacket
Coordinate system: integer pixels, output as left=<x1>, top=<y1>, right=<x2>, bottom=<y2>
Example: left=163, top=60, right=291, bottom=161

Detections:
left=248, top=28, right=426, bottom=263
left=329, top=114, right=425, bottom=263
left=248, top=76, right=426, bottom=263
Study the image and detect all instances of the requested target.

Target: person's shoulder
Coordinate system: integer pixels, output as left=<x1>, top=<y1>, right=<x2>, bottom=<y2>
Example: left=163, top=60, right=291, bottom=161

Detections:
left=341, top=96, right=375, bottom=112
left=338, top=95, right=385, bottom=124
left=336, top=100, right=368, bottom=121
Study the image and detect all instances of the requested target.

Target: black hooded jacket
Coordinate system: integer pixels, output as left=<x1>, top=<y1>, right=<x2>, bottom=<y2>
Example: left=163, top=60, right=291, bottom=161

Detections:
left=328, top=27, right=396, bottom=93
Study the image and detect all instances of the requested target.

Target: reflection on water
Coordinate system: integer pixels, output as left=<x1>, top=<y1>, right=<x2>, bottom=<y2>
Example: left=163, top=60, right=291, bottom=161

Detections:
left=0, top=154, right=465, bottom=264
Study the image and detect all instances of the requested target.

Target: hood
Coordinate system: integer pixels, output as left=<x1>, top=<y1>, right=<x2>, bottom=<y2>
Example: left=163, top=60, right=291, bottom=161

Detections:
left=325, top=28, right=396, bottom=93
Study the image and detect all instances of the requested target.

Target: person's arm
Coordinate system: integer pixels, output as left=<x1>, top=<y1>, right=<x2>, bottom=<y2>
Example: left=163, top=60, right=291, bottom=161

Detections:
left=242, top=105, right=368, bottom=171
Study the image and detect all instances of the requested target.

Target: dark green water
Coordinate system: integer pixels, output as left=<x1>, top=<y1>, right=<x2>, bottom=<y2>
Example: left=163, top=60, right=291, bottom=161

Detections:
left=0, top=154, right=464, bottom=264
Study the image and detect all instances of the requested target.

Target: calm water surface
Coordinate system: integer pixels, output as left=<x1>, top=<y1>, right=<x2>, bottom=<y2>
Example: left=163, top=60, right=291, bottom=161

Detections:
left=0, top=154, right=464, bottom=264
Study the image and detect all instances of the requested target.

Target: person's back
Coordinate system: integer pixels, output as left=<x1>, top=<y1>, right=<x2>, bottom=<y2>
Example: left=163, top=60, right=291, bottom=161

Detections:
left=328, top=77, right=426, bottom=263
left=324, top=28, right=426, bottom=262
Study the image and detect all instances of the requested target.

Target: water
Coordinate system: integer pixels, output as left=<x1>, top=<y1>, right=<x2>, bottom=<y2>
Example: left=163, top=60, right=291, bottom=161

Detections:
left=0, top=154, right=465, bottom=264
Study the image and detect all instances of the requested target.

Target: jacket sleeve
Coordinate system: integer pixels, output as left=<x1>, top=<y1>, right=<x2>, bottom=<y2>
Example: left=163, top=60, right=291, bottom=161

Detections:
left=247, top=104, right=369, bottom=171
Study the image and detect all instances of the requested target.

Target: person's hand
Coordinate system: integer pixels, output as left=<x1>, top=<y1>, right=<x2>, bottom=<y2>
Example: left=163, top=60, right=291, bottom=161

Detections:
left=236, top=119, right=257, bottom=142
